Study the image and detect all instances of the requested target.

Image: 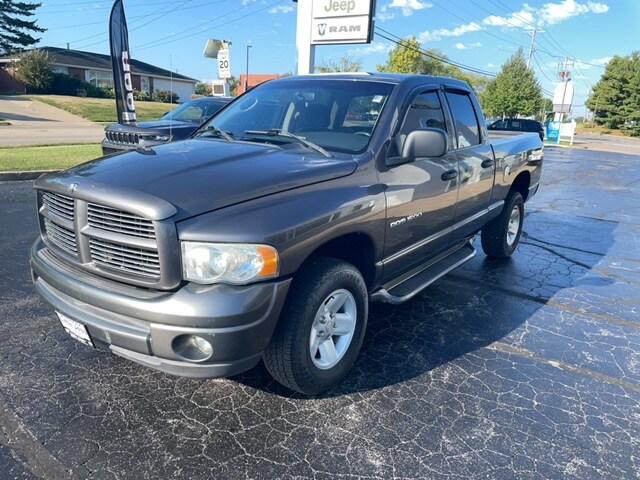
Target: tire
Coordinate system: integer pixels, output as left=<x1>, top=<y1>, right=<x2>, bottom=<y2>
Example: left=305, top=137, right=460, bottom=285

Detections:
left=481, top=191, right=524, bottom=258
left=263, top=257, right=368, bottom=395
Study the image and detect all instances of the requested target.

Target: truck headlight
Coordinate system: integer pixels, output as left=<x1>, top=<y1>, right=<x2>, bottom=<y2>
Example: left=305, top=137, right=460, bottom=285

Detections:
left=180, top=242, right=279, bottom=285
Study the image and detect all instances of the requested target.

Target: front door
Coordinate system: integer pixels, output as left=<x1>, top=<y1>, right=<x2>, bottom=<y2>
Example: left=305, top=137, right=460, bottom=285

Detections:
left=380, top=90, right=460, bottom=281
left=443, top=90, right=496, bottom=239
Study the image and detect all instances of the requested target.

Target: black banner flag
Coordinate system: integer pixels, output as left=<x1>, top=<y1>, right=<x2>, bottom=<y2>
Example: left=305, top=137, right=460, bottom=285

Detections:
left=109, top=0, right=136, bottom=124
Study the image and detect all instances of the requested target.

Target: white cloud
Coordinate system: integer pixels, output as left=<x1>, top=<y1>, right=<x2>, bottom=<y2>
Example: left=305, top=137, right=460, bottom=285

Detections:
left=419, top=22, right=482, bottom=42
left=455, top=42, right=482, bottom=50
left=241, top=0, right=257, bottom=5
left=348, top=42, right=392, bottom=56
left=388, top=0, right=432, bottom=16
left=483, top=0, right=609, bottom=29
left=377, top=5, right=395, bottom=21
left=540, top=0, right=608, bottom=24
left=269, top=4, right=293, bottom=14
left=487, top=63, right=496, bottom=68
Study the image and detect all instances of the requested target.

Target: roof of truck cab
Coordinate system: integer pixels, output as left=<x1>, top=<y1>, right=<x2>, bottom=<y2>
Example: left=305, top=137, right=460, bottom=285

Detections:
left=280, top=72, right=472, bottom=89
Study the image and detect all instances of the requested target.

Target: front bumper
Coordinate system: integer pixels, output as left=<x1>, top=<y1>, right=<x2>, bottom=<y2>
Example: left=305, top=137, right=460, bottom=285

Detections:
left=30, top=240, right=291, bottom=378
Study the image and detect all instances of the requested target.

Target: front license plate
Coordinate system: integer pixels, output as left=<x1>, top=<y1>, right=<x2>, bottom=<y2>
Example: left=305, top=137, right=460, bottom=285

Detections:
left=56, top=312, right=94, bottom=347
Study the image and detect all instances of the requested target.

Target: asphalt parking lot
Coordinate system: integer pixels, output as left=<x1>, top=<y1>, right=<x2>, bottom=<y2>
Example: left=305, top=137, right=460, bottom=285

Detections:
left=1, top=146, right=639, bottom=479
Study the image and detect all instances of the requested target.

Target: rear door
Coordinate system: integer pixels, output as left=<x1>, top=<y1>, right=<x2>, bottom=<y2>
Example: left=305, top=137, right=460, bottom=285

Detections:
left=443, top=89, right=496, bottom=237
left=380, top=89, right=459, bottom=280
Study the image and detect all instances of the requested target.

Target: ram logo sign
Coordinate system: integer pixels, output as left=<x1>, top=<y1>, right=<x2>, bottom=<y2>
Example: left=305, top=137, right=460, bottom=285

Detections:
left=310, top=0, right=374, bottom=45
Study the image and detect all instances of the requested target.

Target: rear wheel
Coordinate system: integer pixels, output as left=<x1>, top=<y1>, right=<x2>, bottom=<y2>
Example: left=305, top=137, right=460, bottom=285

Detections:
left=263, top=258, right=368, bottom=395
left=481, top=191, right=524, bottom=258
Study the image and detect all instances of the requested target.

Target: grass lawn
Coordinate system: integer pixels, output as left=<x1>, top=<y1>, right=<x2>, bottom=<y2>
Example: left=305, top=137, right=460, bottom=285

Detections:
left=575, top=124, right=629, bottom=137
left=30, top=95, right=176, bottom=123
left=0, top=144, right=102, bottom=172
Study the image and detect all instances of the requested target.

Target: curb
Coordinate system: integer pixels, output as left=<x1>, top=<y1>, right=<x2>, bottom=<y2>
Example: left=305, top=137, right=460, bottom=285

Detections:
left=0, top=170, right=59, bottom=181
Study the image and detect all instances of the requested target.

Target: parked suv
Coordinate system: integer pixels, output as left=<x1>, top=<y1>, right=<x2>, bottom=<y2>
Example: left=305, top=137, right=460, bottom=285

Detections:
left=488, top=118, right=544, bottom=141
left=31, top=74, right=543, bottom=395
left=101, top=96, right=232, bottom=154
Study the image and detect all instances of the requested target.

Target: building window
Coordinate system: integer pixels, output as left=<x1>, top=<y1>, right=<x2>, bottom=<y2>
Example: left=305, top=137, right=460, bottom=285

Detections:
left=86, top=70, right=113, bottom=89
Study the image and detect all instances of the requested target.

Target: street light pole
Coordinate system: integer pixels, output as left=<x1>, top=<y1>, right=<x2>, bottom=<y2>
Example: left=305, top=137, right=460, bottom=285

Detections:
left=245, top=43, right=252, bottom=93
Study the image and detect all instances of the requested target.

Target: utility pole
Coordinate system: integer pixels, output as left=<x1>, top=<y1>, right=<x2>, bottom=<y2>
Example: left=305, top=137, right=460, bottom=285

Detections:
left=526, top=27, right=538, bottom=69
left=557, top=56, right=571, bottom=122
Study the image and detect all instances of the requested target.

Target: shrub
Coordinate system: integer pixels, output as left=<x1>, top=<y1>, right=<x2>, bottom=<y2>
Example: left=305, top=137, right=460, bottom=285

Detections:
left=46, top=73, right=110, bottom=98
left=14, top=49, right=52, bottom=91
left=133, top=89, right=152, bottom=101
left=154, top=90, right=179, bottom=103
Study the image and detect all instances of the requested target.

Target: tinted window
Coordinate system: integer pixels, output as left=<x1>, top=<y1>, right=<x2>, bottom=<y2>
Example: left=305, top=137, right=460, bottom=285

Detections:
left=511, top=119, right=522, bottom=130
left=523, top=120, right=542, bottom=132
left=445, top=92, right=480, bottom=148
left=489, top=119, right=506, bottom=130
left=401, top=91, right=447, bottom=133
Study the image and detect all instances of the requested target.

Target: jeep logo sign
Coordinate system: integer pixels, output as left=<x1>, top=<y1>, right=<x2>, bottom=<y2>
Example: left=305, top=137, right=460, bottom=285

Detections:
left=310, top=0, right=374, bottom=45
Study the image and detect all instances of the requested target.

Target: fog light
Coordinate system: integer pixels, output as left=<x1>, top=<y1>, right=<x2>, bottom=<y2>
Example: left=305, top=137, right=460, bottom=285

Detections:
left=172, top=334, right=214, bottom=362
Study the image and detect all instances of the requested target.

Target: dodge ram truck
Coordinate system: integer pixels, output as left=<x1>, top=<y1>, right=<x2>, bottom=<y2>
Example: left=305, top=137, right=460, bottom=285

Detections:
left=30, top=73, right=543, bottom=395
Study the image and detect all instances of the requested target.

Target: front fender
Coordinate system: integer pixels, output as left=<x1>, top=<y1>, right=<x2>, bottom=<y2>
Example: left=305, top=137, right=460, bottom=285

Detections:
left=176, top=175, right=387, bottom=278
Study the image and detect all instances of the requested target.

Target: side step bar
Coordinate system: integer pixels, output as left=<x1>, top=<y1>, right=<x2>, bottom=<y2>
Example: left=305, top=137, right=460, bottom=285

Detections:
left=371, top=242, right=476, bottom=304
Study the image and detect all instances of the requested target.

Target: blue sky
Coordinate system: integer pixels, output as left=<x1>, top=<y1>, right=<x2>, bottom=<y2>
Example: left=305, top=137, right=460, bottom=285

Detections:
left=37, top=0, right=639, bottom=114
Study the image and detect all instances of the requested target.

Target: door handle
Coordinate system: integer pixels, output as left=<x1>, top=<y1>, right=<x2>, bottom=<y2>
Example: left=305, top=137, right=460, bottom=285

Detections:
left=441, top=169, right=458, bottom=181
left=481, top=159, right=495, bottom=168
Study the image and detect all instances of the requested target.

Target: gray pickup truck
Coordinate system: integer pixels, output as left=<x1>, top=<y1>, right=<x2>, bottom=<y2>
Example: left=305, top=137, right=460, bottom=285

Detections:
left=30, top=73, right=543, bottom=395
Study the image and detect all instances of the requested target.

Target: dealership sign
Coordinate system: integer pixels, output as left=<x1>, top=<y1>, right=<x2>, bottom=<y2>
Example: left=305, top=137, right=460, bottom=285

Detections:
left=311, top=0, right=375, bottom=45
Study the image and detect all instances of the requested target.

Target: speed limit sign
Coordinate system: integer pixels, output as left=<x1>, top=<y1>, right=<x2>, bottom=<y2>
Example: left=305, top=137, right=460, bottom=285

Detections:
left=217, top=49, right=231, bottom=79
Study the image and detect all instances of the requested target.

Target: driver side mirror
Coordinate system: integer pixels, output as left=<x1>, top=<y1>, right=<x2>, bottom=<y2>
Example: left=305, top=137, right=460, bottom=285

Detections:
left=386, top=128, right=448, bottom=167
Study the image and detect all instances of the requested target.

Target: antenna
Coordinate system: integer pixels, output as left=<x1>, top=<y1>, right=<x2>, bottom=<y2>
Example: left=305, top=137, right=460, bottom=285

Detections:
left=169, top=54, right=173, bottom=139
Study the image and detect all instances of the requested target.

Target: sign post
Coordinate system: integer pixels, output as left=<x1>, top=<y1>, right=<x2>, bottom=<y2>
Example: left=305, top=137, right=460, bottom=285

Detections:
left=296, top=0, right=375, bottom=75
left=203, top=39, right=231, bottom=96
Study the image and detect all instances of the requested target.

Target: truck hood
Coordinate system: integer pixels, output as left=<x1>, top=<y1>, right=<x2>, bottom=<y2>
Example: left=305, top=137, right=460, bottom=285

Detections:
left=39, top=139, right=357, bottom=220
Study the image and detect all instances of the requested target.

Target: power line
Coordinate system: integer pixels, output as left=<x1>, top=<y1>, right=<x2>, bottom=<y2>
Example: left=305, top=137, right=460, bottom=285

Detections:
left=374, top=27, right=496, bottom=77
left=134, top=0, right=280, bottom=51
left=429, top=0, right=533, bottom=51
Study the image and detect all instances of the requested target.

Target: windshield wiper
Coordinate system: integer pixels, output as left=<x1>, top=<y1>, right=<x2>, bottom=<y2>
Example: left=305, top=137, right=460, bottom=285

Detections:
left=244, top=129, right=331, bottom=158
left=196, top=125, right=234, bottom=142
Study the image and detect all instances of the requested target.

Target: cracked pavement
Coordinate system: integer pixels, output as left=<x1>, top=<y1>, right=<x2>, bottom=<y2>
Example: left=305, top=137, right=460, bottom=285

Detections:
left=0, top=146, right=639, bottom=479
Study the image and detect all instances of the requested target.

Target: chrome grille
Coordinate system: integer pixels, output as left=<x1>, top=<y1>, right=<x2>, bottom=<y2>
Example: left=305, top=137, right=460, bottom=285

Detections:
left=43, top=218, right=77, bottom=256
left=87, top=203, right=155, bottom=239
left=106, top=130, right=139, bottom=146
left=89, top=238, right=160, bottom=278
left=42, top=192, right=74, bottom=222
left=37, top=188, right=172, bottom=287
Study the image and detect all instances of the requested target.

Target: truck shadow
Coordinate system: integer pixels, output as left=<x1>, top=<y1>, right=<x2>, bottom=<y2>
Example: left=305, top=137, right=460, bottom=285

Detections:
left=235, top=209, right=618, bottom=397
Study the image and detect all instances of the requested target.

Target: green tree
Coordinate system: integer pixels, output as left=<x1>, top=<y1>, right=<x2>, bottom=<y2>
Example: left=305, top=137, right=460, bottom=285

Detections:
left=586, top=52, right=640, bottom=134
left=195, top=82, right=210, bottom=95
left=0, top=0, right=45, bottom=55
left=480, top=49, right=543, bottom=118
left=14, top=48, right=51, bottom=91
left=376, top=36, right=487, bottom=91
left=317, top=55, right=362, bottom=73
left=377, top=37, right=447, bottom=75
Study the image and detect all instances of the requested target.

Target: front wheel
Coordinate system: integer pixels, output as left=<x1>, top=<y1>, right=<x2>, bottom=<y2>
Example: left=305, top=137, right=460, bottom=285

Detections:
left=263, top=258, right=368, bottom=395
left=481, top=191, right=524, bottom=258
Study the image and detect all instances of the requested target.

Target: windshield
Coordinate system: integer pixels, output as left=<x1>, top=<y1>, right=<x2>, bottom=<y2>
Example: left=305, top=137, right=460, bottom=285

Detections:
left=199, top=80, right=394, bottom=154
left=163, top=99, right=227, bottom=123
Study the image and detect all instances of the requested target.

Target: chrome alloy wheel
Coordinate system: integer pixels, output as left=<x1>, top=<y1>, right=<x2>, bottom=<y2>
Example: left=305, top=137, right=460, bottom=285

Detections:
left=506, top=204, right=521, bottom=246
left=309, top=289, right=357, bottom=370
